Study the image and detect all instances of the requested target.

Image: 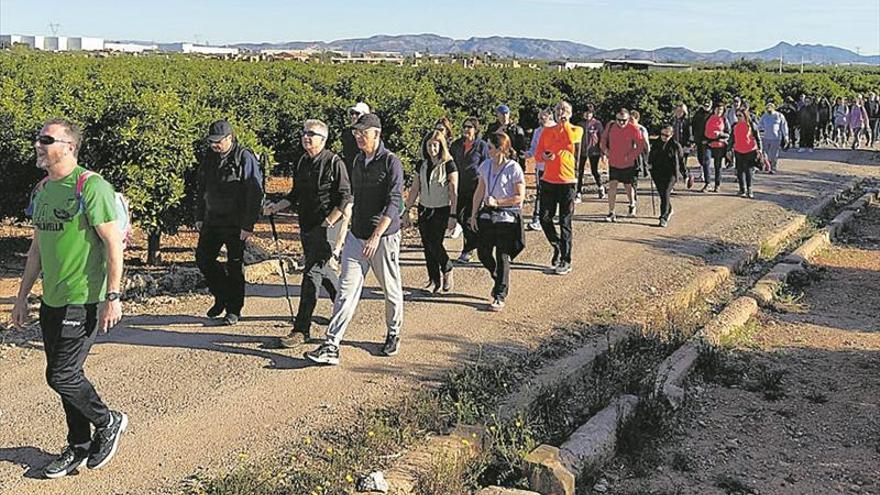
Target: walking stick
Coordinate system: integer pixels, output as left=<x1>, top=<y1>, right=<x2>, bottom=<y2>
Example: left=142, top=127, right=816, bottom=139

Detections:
left=649, top=170, right=656, bottom=217
left=268, top=214, right=296, bottom=324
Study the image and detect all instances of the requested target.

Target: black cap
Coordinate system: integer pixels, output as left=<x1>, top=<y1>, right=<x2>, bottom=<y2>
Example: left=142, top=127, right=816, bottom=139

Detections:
left=352, top=113, right=382, bottom=131
left=207, top=120, right=233, bottom=142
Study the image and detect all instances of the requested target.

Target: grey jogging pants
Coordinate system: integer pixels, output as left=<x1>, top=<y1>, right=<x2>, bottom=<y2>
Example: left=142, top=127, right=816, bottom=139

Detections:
left=325, top=231, right=403, bottom=347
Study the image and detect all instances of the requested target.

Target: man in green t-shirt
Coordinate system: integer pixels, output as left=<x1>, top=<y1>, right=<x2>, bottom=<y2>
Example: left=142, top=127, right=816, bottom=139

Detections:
left=11, top=118, right=129, bottom=479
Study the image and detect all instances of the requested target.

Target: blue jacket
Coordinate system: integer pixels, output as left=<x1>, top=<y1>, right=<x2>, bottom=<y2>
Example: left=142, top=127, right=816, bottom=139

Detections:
left=196, top=140, right=264, bottom=231
left=450, top=137, right=490, bottom=192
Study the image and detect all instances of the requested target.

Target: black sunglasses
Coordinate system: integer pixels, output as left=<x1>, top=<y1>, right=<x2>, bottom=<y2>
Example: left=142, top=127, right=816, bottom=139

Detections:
left=462, top=124, right=475, bottom=129
left=34, top=134, right=72, bottom=145
left=302, top=130, right=326, bottom=138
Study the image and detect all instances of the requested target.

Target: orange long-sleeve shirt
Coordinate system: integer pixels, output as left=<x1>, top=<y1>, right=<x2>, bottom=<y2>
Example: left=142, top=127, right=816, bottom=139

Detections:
left=535, top=121, right=577, bottom=184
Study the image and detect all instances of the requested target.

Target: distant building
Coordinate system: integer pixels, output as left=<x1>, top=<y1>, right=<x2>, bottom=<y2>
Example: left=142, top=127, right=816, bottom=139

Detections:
left=104, top=42, right=158, bottom=53
left=550, top=61, right=605, bottom=71
left=162, top=43, right=239, bottom=55
left=67, top=37, right=105, bottom=51
left=603, top=59, right=692, bottom=71
left=330, top=50, right=405, bottom=65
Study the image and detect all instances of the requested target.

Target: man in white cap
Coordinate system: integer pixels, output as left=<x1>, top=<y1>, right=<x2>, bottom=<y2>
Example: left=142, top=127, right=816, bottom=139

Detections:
left=342, top=102, right=371, bottom=170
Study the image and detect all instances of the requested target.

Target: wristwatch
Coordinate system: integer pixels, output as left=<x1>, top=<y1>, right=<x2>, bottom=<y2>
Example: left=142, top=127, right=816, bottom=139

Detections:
left=106, top=292, right=122, bottom=302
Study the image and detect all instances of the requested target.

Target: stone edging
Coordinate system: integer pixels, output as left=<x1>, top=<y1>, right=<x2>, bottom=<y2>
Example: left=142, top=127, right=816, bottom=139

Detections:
left=512, top=179, right=871, bottom=495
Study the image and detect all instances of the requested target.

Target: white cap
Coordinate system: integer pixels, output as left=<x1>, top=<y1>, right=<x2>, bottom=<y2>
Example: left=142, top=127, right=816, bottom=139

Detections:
left=350, top=102, right=371, bottom=115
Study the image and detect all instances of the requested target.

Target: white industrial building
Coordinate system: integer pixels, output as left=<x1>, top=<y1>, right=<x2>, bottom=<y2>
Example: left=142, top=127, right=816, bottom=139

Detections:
left=104, top=42, right=158, bottom=53
left=163, top=42, right=239, bottom=55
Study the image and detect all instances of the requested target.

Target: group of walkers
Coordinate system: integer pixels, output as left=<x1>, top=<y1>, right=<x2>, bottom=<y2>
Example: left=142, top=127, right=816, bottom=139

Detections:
left=8, top=87, right=877, bottom=479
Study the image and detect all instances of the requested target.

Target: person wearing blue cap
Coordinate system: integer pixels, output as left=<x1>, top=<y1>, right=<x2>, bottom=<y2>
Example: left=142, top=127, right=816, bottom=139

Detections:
left=487, top=105, right=528, bottom=164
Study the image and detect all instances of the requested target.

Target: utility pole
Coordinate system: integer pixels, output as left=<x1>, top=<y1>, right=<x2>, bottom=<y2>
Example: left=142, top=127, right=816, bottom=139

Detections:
left=779, top=45, right=783, bottom=74
left=48, top=23, right=61, bottom=36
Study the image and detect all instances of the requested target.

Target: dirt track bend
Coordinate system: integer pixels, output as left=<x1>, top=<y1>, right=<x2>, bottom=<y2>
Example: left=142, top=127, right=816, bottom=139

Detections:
left=0, top=149, right=876, bottom=495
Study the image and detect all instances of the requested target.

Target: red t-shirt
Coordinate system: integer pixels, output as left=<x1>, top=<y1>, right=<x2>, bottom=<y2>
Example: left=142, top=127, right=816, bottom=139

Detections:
left=732, top=122, right=758, bottom=154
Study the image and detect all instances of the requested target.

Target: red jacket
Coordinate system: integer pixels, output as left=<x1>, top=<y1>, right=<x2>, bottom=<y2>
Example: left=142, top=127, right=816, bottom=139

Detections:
left=705, top=114, right=730, bottom=149
left=600, top=122, right=646, bottom=169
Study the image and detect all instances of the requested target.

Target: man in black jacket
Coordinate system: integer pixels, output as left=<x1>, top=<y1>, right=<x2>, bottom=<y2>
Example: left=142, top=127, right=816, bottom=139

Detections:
left=691, top=99, right=712, bottom=182
left=341, top=102, right=370, bottom=171
left=264, top=119, right=352, bottom=346
left=195, top=120, right=264, bottom=326
left=798, top=97, right=820, bottom=150
left=487, top=105, right=528, bottom=162
left=305, top=113, right=404, bottom=366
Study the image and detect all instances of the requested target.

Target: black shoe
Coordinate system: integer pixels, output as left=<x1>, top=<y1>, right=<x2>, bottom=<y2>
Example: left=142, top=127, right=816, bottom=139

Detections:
left=87, top=411, right=128, bottom=470
left=223, top=313, right=240, bottom=326
left=382, top=335, right=400, bottom=356
left=660, top=218, right=669, bottom=228
left=605, top=212, right=616, bottom=223
left=44, top=445, right=89, bottom=479
left=305, top=343, right=340, bottom=365
left=598, top=186, right=606, bottom=199
left=551, top=246, right=560, bottom=268
left=554, top=262, right=572, bottom=275
left=206, top=301, right=226, bottom=318
left=627, top=204, right=637, bottom=217
left=279, top=330, right=308, bottom=348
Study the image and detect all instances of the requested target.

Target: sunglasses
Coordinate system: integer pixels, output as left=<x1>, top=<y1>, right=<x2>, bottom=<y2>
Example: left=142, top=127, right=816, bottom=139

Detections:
left=302, top=130, right=326, bottom=138
left=34, top=134, right=72, bottom=145
left=462, top=124, right=475, bottom=130
left=660, top=133, right=673, bottom=138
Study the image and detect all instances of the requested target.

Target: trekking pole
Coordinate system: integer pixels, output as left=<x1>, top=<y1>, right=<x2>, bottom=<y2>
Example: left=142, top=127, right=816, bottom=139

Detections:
left=649, top=170, right=656, bottom=217
left=268, top=214, right=296, bottom=323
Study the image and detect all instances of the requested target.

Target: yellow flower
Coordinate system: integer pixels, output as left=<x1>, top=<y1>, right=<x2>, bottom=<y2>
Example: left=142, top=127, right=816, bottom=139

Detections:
left=326, top=447, right=334, bottom=455
left=515, top=420, right=523, bottom=428
left=367, top=431, right=375, bottom=438
left=461, top=439, right=471, bottom=447
left=489, top=426, right=497, bottom=433
left=304, top=437, right=312, bottom=445
left=346, top=474, right=354, bottom=483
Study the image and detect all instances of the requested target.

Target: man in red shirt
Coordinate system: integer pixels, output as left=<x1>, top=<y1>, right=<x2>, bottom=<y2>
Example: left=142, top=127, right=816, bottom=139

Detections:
left=600, top=108, right=646, bottom=222
left=535, top=101, right=577, bottom=275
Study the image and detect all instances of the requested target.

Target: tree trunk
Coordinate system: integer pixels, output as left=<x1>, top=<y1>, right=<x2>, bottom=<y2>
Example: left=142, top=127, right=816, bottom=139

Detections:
left=147, top=231, right=162, bottom=265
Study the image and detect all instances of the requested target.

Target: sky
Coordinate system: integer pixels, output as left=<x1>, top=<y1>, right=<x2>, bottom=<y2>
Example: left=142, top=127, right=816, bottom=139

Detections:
left=2, top=0, right=879, bottom=55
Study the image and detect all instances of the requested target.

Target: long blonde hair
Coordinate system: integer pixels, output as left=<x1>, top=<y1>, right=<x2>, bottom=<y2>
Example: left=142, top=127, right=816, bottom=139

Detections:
left=423, top=130, right=453, bottom=164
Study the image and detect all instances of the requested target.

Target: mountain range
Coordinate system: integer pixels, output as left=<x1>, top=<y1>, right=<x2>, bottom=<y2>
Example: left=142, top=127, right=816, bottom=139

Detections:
left=224, top=35, right=879, bottom=65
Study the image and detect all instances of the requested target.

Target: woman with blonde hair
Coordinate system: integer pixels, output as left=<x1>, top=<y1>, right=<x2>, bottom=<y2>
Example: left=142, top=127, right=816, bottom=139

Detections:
left=403, top=130, right=459, bottom=293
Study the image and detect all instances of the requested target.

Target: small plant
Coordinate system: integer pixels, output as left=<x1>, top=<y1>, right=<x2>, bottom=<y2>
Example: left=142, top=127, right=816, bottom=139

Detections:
left=746, top=366, right=787, bottom=401
left=718, top=318, right=762, bottom=348
left=696, top=345, right=747, bottom=387
left=804, top=389, right=829, bottom=404
left=770, top=284, right=808, bottom=313
left=413, top=449, right=485, bottom=495
left=715, top=473, right=752, bottom=494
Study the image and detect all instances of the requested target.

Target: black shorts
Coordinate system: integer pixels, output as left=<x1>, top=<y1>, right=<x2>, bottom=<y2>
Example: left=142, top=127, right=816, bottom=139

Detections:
left=609, top=166, right=637, bottom=184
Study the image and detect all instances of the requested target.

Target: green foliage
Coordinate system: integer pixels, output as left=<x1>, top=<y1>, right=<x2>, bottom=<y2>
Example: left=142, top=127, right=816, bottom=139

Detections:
left=2, top=50, right=877, bottom=256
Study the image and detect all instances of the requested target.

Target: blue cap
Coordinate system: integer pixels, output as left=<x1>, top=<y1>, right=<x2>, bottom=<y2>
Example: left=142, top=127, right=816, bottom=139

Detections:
left=496, top=105, right=511, bottom=114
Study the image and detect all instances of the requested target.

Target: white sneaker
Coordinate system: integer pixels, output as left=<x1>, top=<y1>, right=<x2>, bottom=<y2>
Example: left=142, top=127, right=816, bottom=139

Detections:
left=574, top=193, right=583, bottom=204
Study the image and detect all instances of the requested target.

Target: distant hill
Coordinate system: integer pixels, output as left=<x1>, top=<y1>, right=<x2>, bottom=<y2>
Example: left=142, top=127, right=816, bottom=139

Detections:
left=226, top=35, right=879, bottom=65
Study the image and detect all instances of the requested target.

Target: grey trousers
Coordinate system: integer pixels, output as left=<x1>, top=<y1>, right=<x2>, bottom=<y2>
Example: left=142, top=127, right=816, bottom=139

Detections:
left=325, top=231, right=403, bottom=347
left=764, top=139, right=782, bottom=171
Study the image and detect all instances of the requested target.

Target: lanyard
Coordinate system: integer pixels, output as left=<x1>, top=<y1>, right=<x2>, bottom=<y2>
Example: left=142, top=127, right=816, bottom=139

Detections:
left=486, top=160, right=509, bottom=201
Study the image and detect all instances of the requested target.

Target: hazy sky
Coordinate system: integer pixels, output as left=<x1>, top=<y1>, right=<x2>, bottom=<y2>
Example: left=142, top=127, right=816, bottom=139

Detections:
left=2, top=0, right=879, bottom=55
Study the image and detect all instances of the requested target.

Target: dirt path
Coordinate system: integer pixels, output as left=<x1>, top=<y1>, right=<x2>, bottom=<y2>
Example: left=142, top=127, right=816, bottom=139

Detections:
left=606, top=190, right=880, bottom=495
left=0, top=150, right=876, bottom=495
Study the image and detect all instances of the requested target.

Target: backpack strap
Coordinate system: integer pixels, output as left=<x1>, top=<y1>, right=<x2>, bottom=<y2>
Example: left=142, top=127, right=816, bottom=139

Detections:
left=75, top=170, right=97, bottom=199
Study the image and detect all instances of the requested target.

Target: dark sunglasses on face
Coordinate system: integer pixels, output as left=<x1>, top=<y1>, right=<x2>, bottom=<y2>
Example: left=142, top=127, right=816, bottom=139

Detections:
left=302, top=130, right=326, bottom=138
left=462, top=124, right=475, bottom=130
left=661, top=133, right=672, bottom=138
left=34, top=134, right=72, bottom=145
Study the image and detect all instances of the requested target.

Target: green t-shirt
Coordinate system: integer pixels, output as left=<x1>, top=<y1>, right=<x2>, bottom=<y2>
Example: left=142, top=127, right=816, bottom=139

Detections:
left=29, top=166, right=117, bottom=307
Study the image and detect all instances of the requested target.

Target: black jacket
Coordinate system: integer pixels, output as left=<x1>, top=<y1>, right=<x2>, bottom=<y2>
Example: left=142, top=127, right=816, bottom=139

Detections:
left=196, top=140, right=264, bottom=231
left=866, top=99, right=880, bottom=120
left=450, top=137, right=490, bottom=192
left=350, top=141, right=404, bottom=240
left=341, top=127, right=359, bottom=170
left=487, top=122, right=528, bottom=160
left=672, top=115, right=692, bottom=146
left=286, top=149, right=352, bottom=231
left=798, top=104, right=819, bottom=127
left=648, top=138, right=683, bottom=179
left=691, top=108, right=711, bottom=145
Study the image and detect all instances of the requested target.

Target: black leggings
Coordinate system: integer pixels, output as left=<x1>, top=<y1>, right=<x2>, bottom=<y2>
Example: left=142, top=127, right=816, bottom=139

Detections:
left=577, top=155, right=602, bottom=193
left=651, top=172, right=675, bottom=220
left=477, top=219, right=518, bottom=299
left=418, top=205, right=453, bottom=285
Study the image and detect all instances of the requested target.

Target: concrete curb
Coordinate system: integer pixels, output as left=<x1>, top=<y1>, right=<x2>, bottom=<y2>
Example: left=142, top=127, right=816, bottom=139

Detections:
left=498, top=325, right=635, bottom=421
left=699, top=296, right=760, bottom=345
left=524, top=395, right=639, bottom=495
left=476, top=487, right=541, bottom=495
